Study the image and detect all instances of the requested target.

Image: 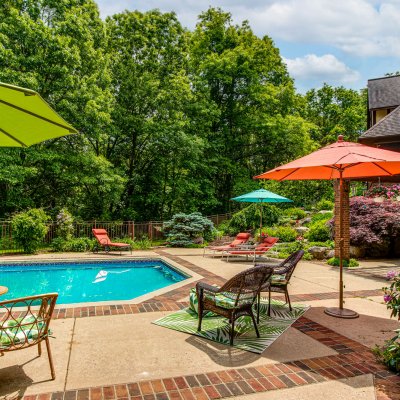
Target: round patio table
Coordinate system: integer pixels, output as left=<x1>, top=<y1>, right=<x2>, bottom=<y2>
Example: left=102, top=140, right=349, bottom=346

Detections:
left=0, top=286, right=8, bottom=296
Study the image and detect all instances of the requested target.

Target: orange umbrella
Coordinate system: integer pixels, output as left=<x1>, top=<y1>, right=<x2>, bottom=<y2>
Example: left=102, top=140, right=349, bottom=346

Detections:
left=255, top=135, right=400, bottom=319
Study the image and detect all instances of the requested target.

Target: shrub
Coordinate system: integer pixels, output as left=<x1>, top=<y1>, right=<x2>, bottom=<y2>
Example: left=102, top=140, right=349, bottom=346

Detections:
left=283, top=207, right=307, bottom=220
left=310, top=211, right=333, bottom=224
left=327, top=257, right=359, bottom=268
left=265, top=226, right=297, bottom=242
left=374, top=274, right=400, bottom=372
left=51, top=237, right=96, bottom=252
left=227, top=204, right=281, bottom=235
left=12, top=208, right=49, bottom=253
left=316, top=199, right=334, bottom=211
left=306, top=220, right=331, bottom=242
left=373, top=330, right=400, bottom=373
left=348, top=197, right=400, bottom=257
left=164, top=212, right=215, bottom=247
left=55, top=208, right=74, bottom=240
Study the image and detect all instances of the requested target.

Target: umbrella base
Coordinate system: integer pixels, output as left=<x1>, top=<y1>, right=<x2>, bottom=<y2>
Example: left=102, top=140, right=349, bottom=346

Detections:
left=324, top=307, right=359, bottom=319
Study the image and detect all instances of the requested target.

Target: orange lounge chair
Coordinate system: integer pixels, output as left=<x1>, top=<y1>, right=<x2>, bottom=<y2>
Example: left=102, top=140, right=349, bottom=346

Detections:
left=92, top=228, right=132, bottom=254
left=203, top=232, right=251, bottom=257
left=224, top=236, right=279, bottom=262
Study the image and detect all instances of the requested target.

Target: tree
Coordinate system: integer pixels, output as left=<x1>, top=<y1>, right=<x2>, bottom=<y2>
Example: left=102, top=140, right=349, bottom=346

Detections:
left=189, top=8, right=313, bottom=212
left=0, top=0, right=123, bottom=218
left=304, top=84, right=367, bottom=145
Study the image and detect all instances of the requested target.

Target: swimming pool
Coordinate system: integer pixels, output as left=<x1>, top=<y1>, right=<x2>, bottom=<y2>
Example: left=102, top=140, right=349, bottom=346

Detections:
left=0, top=259, right=188, bottom=304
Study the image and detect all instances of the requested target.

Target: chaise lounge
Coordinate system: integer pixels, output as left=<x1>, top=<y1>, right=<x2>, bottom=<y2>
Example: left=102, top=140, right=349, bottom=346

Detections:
left=92, top=228, right=132, bottom=254
left=203, top=232, right=251, bottom=257
left=223, top=236, right=279, bottom=262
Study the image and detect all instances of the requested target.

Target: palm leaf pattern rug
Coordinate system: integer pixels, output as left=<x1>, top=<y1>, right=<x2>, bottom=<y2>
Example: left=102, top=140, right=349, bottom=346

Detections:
left=153, top=299, right=309, bottom=354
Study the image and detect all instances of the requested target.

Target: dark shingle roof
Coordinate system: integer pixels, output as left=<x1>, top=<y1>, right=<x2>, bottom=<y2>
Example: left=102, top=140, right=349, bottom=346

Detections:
left=368, top=75, right=400, bottom=109
left=359, top=106, right=400, bottom=143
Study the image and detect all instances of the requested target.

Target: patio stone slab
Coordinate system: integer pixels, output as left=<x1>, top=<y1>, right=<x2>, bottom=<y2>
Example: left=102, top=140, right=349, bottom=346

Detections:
left=304, top=297, right=399, bottom=347
left=233, top=373, right=375, bottom=399
left=65, top=312, right=336, bottom=390
left=0, top=318, right=74, bottom=398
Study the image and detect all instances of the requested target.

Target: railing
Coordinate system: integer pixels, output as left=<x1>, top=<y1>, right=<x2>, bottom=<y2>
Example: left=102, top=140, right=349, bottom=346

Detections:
left=0, top=213, right=232, bottom=254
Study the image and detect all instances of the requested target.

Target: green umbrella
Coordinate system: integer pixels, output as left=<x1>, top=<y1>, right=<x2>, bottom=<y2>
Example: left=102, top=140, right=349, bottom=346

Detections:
left=0, top=82, right=77, bottom=147
left=231, top=189, right=292, bottom=234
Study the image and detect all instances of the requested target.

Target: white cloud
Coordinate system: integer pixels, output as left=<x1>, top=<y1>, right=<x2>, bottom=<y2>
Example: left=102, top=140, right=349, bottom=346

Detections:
left=283, top=54, right=360, bottom=84
left=96, top=0, right=400, bottom=57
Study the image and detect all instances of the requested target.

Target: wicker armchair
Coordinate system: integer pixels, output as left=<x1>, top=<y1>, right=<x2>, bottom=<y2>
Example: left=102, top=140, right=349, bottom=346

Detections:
left=256, top=250, right=304, bottom=320
left=196, top=265, right=274, bottom=345
left=0, top=293, right=58, bottom=380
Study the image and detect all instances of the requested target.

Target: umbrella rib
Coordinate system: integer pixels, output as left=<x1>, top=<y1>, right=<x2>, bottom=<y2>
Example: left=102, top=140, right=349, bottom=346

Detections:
left=0, top=127, right=27, bottom=147
left=0, top=99, right=76, bottom=133
left=276, top=168, right=300, bottom=181
left=371, top=162, right=394, bottom=176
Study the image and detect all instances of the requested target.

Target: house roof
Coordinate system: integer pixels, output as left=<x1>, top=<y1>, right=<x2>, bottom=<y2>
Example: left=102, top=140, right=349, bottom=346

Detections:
left=368, top=75, right=400, bottom=109
left=359, top=105, right=400, bottom=144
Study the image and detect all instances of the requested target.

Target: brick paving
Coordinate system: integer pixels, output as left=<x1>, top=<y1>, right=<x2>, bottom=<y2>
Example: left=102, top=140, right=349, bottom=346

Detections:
left=11, top=251, right=399, bottom=399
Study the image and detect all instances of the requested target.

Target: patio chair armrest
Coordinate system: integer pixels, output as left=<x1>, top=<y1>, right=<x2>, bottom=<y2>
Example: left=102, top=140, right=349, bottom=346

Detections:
left=196, top=281, right=219, bottom=295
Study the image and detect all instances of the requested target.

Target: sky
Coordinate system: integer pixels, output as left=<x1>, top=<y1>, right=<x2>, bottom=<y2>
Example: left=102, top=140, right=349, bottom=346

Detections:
left=96, top=0, right=400, bottom=93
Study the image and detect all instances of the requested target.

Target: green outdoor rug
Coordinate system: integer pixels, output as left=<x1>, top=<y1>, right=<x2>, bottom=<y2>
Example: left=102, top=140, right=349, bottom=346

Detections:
left=153, top=299, right=309, bottom=354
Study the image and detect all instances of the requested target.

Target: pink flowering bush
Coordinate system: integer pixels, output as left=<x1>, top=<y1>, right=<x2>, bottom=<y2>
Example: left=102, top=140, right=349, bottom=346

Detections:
left=366, top=184, right=400, bottom=199
left=374, top=273, right=400, bottom=372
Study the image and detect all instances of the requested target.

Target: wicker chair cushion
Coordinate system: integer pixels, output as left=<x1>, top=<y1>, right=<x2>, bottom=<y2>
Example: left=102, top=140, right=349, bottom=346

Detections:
left=271, top=274, right=287, bottom=285
left=0, top=314, right=45, bottom=348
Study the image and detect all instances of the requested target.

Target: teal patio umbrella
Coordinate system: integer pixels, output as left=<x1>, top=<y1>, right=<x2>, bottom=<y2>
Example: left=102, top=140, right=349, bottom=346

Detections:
left=231, top=189, right=292, bottom=234
left=0, top=82, right=77, bottom=147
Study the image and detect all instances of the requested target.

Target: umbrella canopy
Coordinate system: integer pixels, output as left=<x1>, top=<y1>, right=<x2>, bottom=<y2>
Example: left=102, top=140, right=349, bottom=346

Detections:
left=255, top=136, right=400, bottom=181
left=231, top=189, right=292, bottom=203
left=0, top=82, right=77, bottom=147
left=255, top=135, right=400, bottom=319
left=231, top=189, right=292, bottom=233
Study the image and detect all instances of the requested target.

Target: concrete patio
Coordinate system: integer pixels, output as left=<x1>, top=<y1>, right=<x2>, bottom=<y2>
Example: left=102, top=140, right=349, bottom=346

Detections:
left=0, top=249, right=399, bottom=400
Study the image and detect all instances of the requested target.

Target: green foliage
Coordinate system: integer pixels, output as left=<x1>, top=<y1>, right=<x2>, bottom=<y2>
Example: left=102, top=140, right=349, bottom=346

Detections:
left=164, top=212, right=215, bottom=247
left=316, top=199, right=334, bottom=211
left=55, top=209, right=74, bottom=240
left=0, top=4, right=367, bottom=223
left=327, top=257, right=359, bottom=268
left=310, top=212, right=334, bottom=224
left=304, top=84, right=367, bottom=145
left=51, top=237, right=95, bottom=252
left=283, top=207, right=307, bottom=220
left=265, top=226, right=297, bottom=242
left=227, top=204, right=281, bottom=235
left=373, top=330, right=400, bottom=373
left=11, top=208, right=49, bottom=253
left=306, top=220, right=331, bottom=242
left=263, top=180, right=334, bottom=210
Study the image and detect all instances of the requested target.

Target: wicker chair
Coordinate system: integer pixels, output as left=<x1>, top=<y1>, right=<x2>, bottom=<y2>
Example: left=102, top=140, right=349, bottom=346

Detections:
left=196, top=265, right=274, bottom=345
left=256, top=250, right=304, bottom=321
left=0, top=293, right=58, bottom=380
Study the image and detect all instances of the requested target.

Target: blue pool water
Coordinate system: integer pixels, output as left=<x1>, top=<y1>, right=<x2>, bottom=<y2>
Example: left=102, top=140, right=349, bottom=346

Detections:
left=0, top=259, right=188, bottom=304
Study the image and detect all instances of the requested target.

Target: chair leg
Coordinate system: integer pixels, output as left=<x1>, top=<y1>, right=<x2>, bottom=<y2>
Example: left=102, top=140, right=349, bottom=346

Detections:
left=257, top=293, right=261, bottom=323
left=38, top=341, right=42, bottom=356
left=45, top=337, right=56, bottom=380
left=250, top=310, right=260, bottom=338
left=268, top=289, right=272, bottom=317
left=197, top=294, right=204, bottom=332
left=286, top=287, right=292, bottom=311
left=230, top=315, right=235, bottom=346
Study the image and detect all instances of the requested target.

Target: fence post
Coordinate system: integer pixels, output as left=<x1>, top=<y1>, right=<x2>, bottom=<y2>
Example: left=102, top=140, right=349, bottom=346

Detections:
left=94, top=219, right=97, bottom=229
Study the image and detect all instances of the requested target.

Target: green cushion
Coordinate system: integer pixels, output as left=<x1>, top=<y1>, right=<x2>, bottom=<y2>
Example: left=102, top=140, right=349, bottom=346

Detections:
left=271, top=274, right=287, bottom=285
left=0, top=314, right=46, bottom=348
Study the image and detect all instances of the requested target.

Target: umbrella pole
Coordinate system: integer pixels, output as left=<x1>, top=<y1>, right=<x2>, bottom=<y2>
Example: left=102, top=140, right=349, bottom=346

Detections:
left=324, top=171, right=358, bottom=319
left=260, top=202, right=262, bottom=238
